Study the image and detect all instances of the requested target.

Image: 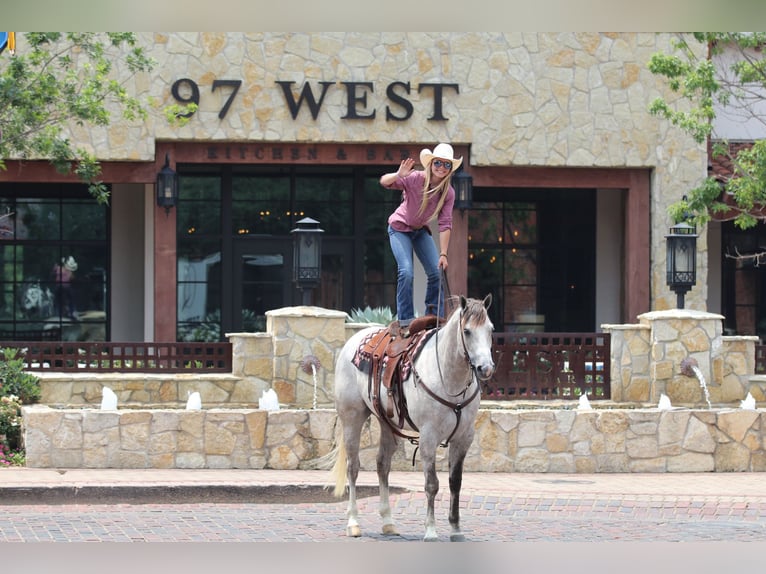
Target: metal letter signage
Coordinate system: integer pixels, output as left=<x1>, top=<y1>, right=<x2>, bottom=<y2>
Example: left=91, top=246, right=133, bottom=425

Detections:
left=169, top=78, right=460, bottom=122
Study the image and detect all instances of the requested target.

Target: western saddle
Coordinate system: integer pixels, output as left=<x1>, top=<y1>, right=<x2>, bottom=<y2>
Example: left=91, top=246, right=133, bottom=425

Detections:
left=354, top=315, right=443, bottom=436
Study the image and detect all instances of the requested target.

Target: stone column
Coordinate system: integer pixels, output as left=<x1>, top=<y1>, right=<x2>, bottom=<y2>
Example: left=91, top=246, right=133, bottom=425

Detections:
left=266, top=306, right=348, bottom=408
left=638, top=309, right=724, bottom=406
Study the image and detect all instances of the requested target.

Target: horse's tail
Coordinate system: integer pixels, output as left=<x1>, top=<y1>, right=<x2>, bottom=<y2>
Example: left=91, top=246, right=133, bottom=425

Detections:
left=330, top=425, right=347, bottom=498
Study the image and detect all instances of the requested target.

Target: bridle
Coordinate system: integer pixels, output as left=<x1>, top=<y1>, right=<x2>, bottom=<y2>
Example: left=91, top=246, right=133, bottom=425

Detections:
left=403, top=275, right=489, bottom=451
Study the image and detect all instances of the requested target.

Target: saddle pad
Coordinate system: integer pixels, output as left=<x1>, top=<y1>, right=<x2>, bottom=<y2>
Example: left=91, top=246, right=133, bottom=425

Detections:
left=352, top=327, right=436, bottom=382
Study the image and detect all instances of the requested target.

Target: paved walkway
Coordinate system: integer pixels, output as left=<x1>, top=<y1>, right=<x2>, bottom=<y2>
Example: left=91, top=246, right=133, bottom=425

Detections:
left=1, top=468, right=766, bottom=544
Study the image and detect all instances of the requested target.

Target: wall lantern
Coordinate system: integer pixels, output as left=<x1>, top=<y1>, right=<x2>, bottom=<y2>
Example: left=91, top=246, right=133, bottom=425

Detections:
left=156, top=153, right=179, bottom=216
left=452, top=166, right=473, bottom=212
left=291, top=216, right=324, bottom=305
left=665, top=220, right=698, bottom=309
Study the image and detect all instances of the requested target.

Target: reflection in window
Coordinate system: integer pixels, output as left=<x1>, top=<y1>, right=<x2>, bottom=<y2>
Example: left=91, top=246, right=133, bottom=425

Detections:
left=0, top=185, right=108, bottom=341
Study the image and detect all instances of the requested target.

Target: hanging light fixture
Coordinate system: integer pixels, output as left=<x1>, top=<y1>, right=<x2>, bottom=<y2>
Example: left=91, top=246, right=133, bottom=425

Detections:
left=452, top=166, right=473, bottom=212
left=156, top=153, right=179, bottom=216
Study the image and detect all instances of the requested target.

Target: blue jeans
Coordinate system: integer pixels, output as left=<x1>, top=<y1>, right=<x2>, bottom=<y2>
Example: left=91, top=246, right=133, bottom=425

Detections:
left=388, top=225, right=444, bottom=322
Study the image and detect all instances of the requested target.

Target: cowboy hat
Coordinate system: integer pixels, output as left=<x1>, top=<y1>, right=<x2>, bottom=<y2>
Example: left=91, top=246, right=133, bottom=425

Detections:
left=419, top=143, right=463, bottom=173
left=63, top=256, right=78, bottom=272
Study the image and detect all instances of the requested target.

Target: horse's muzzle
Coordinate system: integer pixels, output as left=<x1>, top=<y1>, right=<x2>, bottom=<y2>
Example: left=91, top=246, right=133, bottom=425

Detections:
left=476, top=362, right=495, bottom=381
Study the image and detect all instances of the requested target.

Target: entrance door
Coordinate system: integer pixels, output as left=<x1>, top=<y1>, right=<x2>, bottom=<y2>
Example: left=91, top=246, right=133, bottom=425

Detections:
left=232, top=239, right=292, bottom=332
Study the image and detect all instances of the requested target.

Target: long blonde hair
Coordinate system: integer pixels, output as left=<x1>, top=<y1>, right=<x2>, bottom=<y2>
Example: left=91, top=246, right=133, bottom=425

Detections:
left=417, top=166, right=452, bottom=221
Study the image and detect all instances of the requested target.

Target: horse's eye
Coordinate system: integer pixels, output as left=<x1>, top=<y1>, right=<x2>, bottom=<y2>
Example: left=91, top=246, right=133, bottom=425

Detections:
left=463, top=328, right=471, bottom=337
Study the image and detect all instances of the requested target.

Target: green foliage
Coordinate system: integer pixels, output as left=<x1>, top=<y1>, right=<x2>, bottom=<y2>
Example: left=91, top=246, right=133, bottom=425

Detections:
left=0, top=32, right=155, bottom=205
left=0, top=348, right=41, bottom=405
left=649, top=33, right=766, bottom=229
left=0, top=395, right=22, bottom=452
left=346, top=306, right=396, bottom=325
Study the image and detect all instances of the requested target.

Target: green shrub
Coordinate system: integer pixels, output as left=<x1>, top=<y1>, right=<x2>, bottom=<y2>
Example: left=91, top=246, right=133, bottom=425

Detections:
left=346, top=306, right=396, bottom=325
left=0, top=395, right=22, bottom=451
left=0, top=347, right=41, bottom=405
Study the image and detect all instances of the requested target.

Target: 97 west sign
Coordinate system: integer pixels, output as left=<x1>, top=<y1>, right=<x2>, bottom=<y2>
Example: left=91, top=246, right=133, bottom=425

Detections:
left=170, top=78, right=461, bottom=122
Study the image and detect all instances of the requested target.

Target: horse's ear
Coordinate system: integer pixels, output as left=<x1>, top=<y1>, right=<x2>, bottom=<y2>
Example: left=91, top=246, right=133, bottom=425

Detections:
left=483, top=293, right=492, bottom=310
left=460, top=295, right=467, bottom=310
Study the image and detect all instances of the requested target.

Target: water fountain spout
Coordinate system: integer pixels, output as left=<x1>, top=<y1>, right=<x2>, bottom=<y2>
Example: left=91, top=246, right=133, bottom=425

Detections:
left=300, top=355, right=322, bottom=409
left=680, top=357, right=711, bottom=409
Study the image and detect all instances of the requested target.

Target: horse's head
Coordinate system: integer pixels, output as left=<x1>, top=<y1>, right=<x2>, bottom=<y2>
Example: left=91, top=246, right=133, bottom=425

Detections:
left=458, top=294, right=495, bottom=381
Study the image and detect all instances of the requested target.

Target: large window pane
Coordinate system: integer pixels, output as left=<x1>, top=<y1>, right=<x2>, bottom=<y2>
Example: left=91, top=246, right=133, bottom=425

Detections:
left=232, top=176, right=290, bottom=235
left=0, top=185, right=108, bottom=341
left=296, top=176, right=352, bottom=235
left=63, top=201, right=106, bottom=240
left=179, top=176, right=221, bottom=235
left=15, top=200, right=60, bottom=240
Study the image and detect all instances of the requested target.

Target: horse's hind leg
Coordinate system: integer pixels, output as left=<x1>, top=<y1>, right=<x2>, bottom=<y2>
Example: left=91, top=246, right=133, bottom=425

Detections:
left=376, top=425, right=399, bottom=536
left=342, top=410, right=368, bottom=538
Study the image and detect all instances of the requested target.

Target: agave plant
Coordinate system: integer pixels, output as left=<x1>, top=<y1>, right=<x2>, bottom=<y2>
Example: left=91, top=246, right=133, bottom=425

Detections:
left=346, top=306, right=396, bottom=325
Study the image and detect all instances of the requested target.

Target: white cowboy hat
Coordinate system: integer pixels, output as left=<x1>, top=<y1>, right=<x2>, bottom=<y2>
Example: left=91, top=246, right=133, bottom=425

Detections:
left=63, top=256, right=78, bottom=272
left=419, top=143, right=463, bottom=173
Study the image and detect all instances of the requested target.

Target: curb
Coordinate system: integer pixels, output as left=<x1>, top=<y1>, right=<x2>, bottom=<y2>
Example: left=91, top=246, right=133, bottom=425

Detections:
left=0, top=483, right=406, bottom=505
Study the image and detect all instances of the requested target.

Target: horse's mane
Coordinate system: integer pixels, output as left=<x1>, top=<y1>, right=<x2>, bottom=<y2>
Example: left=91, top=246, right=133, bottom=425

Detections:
left=445, top=295, right=489, bottom=327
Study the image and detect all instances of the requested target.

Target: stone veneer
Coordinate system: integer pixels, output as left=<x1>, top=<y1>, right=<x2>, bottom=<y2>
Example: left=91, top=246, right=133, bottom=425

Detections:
left=21, top=405, right=766, bottom=472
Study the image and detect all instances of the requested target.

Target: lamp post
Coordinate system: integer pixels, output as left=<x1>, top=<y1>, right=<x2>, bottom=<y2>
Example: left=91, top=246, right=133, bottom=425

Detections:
left=666, top=221, right=698, bottom=309
left=156, top=153, right=179, bottom=216
left=452, top=166, right=473, bottom=212
left=291, top=217, right=324, bottom=306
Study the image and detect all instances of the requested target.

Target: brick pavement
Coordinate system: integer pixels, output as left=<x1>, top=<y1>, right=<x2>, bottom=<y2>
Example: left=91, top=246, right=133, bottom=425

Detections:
left=1, top=469, right=765, bottom=542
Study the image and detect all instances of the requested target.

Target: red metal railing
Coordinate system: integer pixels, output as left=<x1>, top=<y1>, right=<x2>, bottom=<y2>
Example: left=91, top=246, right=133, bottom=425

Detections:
left=483, top=332, right=611, bottom=400
left=3, top=341, right=232, bottom=373
left=2, top=333, right=612, bottom=400
left=756, top=345, right=766, bottom=374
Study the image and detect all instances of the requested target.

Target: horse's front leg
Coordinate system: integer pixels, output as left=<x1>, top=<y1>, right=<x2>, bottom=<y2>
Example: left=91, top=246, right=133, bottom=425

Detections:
left=448, top=446, right=468, bottom=542
left=376, top=425, right=399, bottom=536
left=420, top=441, right=440, bottom=542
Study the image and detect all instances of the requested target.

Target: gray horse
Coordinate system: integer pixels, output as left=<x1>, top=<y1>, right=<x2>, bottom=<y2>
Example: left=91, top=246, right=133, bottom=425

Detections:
left=330, top=295, right=495, bottom=541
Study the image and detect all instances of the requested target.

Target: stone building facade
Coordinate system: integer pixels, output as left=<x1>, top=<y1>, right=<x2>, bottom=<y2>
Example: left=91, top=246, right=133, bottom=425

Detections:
left=0, top=33, right=709, bottom=345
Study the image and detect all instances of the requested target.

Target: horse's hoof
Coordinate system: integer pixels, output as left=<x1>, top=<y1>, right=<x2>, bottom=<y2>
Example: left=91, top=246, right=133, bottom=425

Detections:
left=346, top=525, right=362, bottom=537
left=423, top=534, right=439, bottom=542
left=382, top=524, right=400, bottom=536
left=450, top=533, right=466, bottom=542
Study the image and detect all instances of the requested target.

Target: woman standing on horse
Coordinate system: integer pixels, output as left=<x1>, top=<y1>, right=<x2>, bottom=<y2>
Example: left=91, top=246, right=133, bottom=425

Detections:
left=380, top=143, right=461, bottom=330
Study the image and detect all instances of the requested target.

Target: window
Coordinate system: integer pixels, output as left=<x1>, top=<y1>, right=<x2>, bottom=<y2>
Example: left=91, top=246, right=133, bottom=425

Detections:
left=0, top=185, right=109, bottom=341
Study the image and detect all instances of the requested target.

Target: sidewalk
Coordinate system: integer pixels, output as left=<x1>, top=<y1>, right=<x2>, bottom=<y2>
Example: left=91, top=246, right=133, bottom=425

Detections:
left=2, top=467, right=766, bottom=504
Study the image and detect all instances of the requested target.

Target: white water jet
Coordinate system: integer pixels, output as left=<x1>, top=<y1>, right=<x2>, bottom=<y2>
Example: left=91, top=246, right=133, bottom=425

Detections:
left=577, top=393, right=592, bottom=410
left=690, top=365, right=712, bottom=409
left=258, top=388, right=280, bottom=411
left=657, top=393, right=672, bottom=410
left=186, top=391, right=202, bottom=410
left=100, top=386, right=118, bottom=410
left=740, top=392, right=756, bottom=410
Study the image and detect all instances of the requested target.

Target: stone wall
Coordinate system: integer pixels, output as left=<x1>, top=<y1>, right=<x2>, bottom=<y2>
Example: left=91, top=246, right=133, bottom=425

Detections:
left=22, top=405, right=766, bottom=472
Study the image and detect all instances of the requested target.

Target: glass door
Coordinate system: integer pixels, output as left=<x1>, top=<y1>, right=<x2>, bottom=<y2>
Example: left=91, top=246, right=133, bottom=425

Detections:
left=232, top=239, right=292, bottom=333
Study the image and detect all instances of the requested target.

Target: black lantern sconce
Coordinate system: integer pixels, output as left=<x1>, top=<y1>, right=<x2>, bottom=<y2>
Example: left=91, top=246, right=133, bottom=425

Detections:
left=666, top=221, right=698, bottom=309
left=156, top=153, right=179, bottom=216
left=291, top=217, right=324, bottom=305
left=452, top=166, right=473, bottom=212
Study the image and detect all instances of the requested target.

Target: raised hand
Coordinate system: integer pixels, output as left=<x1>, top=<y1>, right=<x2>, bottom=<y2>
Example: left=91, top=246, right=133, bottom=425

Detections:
left=397, top=157, right=415, bottom=178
